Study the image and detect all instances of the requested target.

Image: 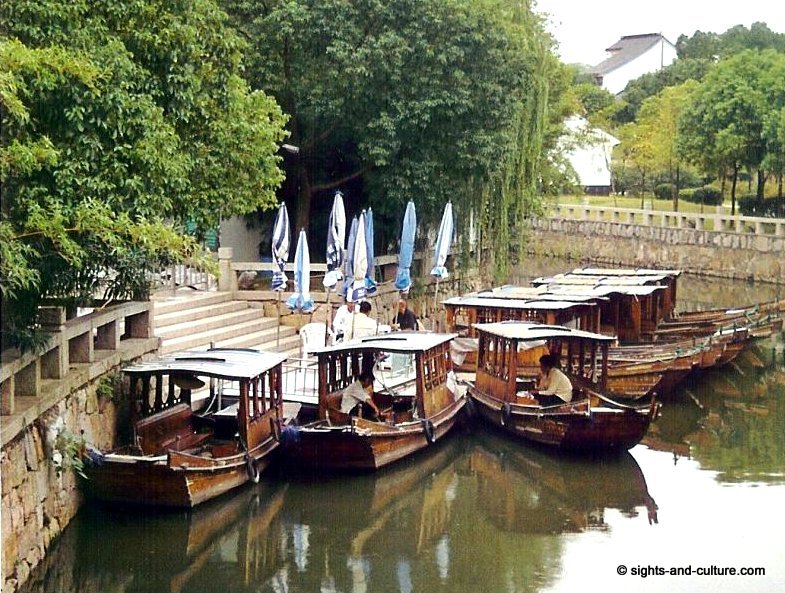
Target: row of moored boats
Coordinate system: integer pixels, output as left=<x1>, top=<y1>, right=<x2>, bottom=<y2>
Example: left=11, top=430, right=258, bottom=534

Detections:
left=82, top=267, right=784, bottom=507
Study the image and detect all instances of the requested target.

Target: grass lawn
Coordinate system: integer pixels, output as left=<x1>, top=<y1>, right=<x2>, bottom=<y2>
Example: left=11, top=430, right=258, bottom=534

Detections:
left=554, top=194, right=728, bottom=214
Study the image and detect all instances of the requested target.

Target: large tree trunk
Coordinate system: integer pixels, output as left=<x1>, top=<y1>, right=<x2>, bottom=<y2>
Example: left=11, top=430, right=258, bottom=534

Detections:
left=731, top=163, right=739, bottom=216
left=295, top=161, right=314, bottom=234
left=757, top=168, right=766, bottom=199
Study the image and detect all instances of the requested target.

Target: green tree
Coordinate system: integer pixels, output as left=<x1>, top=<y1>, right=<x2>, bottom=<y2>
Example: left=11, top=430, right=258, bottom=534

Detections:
left=613, top=121, right=655, bottom=205
left=679, top=49, right=785, bottom=212
left=1, top=0, right=288, bottom=348
left=636, top=81, right=699, bottom=210
left=222, top=0, right=558, bottom=274
left=611, top=58, right=713, bottom=125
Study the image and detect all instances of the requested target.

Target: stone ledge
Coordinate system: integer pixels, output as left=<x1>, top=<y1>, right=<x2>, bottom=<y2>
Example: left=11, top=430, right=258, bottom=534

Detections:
left=1, top=337, right=159, bottom=448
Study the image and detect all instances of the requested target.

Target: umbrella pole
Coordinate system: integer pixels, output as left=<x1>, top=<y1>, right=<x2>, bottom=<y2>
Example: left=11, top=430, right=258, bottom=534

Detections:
left=276, top=290, right=282, bottom=348
left=325, top=288, right=332, bottom=345
left=433, top=279, right=440, bottom=331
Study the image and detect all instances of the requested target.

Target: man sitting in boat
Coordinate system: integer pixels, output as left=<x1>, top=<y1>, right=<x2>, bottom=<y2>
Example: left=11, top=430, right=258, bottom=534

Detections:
left=531, top=354, right=573, bottom=406
left=339, top=372, right=382, bottom=418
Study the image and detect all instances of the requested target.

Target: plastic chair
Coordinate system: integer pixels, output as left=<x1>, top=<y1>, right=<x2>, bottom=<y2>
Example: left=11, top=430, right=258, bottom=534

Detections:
left=298, top=323, right=335, bottom=371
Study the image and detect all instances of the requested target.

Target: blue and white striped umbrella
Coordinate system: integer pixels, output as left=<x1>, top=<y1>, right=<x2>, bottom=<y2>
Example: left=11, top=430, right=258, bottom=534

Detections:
left=271, top=203, right=291, bottom=291
left=286, top=229, right=315, bottom=312
left=323, top=191, right=346, bottom=289
left=364, top=207, right=377, bottom=296
left=431, top=202, right=453, bottom=280
left=350, top=211, right=368, bottom=302
left=394, top=201, right=417, bottom=293
left=342, top=216, right=359, bottom=299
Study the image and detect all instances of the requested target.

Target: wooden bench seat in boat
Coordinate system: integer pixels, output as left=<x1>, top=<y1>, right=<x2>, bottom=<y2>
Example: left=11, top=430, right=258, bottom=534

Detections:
left=135, top=403, right=213, bottom=455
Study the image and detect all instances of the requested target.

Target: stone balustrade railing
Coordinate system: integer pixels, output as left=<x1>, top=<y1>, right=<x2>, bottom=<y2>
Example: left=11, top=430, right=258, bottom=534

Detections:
left=1, top=301, right=158, bottom=445
left=553, top=203, right=785, bottom=237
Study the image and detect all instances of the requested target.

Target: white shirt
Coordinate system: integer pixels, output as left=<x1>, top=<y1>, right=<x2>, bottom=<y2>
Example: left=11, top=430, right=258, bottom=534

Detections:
left=332, top=305, right=354, bottom=335
left=340, top=380, right=373, bottom=413
left=344, top=312, right=378, bottom=342
left=538, top=368, right=573, bottom=402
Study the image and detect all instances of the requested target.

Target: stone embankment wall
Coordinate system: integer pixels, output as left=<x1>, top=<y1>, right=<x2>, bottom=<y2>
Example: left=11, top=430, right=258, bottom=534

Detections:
left=1, top=303, right=159, bottom=593
left=530, top=217, right=785, bottom=284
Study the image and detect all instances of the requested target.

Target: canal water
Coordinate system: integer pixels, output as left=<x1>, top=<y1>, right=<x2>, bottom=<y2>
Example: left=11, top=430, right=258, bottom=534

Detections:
left=20, top=264, right=785, bottom=593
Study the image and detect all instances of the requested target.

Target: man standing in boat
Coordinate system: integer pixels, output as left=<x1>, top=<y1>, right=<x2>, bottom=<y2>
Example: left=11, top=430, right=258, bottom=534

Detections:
left=531, top=354, right=573, bottom=405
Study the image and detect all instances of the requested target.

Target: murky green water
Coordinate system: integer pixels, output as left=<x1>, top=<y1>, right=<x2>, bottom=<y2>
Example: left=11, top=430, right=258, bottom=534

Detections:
left=20, top=266, right=785, bottom=593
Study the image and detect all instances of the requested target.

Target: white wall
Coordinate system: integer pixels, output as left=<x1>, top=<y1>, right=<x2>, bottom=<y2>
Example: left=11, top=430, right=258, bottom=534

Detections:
left=602, top=40, right=677, bottom=95
left=563, top=117, right=619, bottom=188
left=219, top=216, right=265, bottom=262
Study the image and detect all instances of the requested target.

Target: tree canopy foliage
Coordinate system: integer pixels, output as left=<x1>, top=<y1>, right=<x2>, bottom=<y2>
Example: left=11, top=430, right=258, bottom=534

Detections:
left=221, top=0, right=563, bottom=276
left=1, top=0, right=288, bottom=349
left=593, top=23, right=785, bottom=209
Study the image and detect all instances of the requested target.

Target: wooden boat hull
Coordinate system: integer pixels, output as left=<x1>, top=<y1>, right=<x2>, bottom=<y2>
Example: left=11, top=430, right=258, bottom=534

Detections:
left=285, top=398, right=467, bottom=470
left=83, top=439, right=279, bottom=508
left=469, top=388, right=656, bottom=452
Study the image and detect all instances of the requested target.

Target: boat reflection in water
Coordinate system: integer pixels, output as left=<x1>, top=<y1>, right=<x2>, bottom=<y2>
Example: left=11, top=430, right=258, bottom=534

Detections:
left=19, top=437, right=466, bottom=593
left=19, top=481, right=287, bottom=593
left=467, top=433, right=659, bottom=533
left=644, top=339, right=785, bottom=484
left=275, top=436, right=464, bottom=592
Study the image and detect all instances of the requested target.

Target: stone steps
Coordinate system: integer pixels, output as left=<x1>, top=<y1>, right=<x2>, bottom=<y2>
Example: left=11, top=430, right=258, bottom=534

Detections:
left=154, top=299, right=249, bottom=329
left=153, top=290, right=302, bottom=359
left=152, top=291, right=234, bottom=316
left=155, top=308, right=265, bottom=341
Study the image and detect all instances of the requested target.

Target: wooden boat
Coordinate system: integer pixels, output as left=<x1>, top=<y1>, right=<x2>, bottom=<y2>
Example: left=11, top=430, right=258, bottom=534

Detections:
left=82, top=348, right=293, bottom=507
left=443, top=295, right=672, bottom=398
left=284, top=331, right=468, bottom=470
left=466, top=322, right=660, bottom=452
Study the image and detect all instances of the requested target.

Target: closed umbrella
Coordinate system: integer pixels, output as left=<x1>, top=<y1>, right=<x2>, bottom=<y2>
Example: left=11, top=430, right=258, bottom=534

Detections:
left=431, top=202, right=454, bottom=329
left=431, top=202, right=453, bottom=280
left=342, top=216, right=359, bottom=299
left=323, top=191, right=346, bottom=290
left=394, top=201, right=417, bottom=293
left=286, top=229, right=314, bottom=313
left=364, top=208, right=377, bottom=296
left=350, top=210, right=368, bottom=303
left=323, top=191, right=346, bottom=343
left=271, top=203, right=291, bottom=346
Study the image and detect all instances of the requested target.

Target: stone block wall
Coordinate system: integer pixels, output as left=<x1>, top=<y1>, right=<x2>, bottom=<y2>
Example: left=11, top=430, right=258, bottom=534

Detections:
left=1, top=374, right=127, bottom=593
left=530, top=219, right=785, bottom=284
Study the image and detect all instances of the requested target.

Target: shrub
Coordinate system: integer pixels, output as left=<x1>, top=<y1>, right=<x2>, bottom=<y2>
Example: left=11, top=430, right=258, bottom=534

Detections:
left=654, top=183, right=673, bottom=200
left=739, top=195, right=785, bottom=217
left=681, top=186, right=723, bottom=206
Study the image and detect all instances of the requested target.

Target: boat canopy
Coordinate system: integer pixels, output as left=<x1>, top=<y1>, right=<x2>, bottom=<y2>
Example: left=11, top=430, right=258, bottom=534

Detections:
left=532, top=274, right=670, bottom=287
left=310, top=331, right=457, bottom=355
left=544, top=284, right=665, bottom=298
left=473, top=321, right=617, bottom=343
left=442, top=296, right=597, bottom=311
left=570, top=267, right=681, bottom=278
left=123, top=348, right=287, bottom=381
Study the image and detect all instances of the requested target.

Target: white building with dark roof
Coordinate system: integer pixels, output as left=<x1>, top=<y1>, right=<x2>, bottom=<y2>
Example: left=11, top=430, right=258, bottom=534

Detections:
left=591, top=33, right=677, bottom=95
